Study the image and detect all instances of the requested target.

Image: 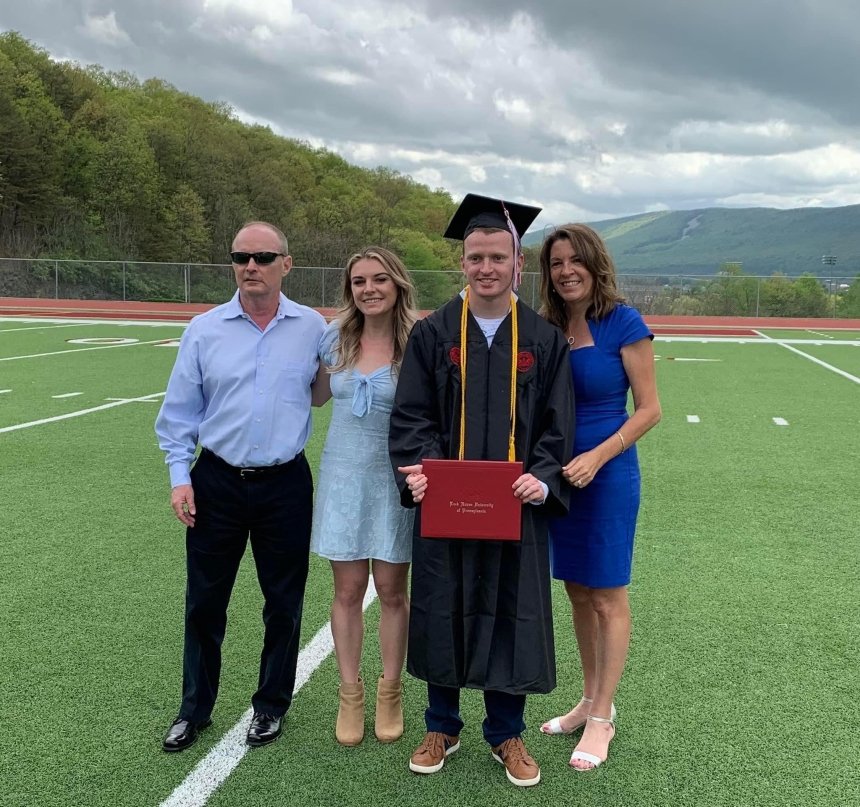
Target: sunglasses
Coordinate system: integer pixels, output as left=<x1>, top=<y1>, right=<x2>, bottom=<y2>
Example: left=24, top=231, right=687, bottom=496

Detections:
left=230, top=251, right=285, bottom=266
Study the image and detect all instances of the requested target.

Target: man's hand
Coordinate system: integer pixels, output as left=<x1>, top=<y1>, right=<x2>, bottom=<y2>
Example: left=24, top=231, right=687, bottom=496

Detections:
left=512, top=473, right=546, bottom=504
left=398, top=464, right=427, bottom=503
left=171, top=484, right=196, bottom=527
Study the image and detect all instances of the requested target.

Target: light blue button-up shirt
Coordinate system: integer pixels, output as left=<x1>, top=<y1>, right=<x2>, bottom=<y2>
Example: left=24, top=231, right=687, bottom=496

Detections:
left=155, top=291, right=326, bottom=487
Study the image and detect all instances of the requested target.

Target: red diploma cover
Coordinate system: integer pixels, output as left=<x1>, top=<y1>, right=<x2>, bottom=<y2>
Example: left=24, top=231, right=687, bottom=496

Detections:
left=420, top=459, right=523, bottom=541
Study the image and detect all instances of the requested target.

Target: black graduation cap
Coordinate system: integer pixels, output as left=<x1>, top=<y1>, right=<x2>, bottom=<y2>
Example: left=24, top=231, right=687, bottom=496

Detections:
left=443, top=193, right=541, bottom=241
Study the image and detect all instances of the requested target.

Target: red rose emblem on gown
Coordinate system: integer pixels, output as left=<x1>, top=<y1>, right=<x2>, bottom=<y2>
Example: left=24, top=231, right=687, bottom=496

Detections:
left=517, top=351, right=534, bottom=372
left=449, top=347, right=461, bottom=366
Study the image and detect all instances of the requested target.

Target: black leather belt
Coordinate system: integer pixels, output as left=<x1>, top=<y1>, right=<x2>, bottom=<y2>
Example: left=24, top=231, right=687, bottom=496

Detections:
left=200, top=448, right=303, bottom=478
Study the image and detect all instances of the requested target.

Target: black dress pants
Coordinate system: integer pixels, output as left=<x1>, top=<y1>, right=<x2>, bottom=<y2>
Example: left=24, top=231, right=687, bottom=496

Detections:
left=178, top=449, right=313, bottom=722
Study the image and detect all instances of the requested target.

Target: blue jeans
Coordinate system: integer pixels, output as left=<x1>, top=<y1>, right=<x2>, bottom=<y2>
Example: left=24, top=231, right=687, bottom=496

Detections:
left=425, top=683, right=526, bottom=747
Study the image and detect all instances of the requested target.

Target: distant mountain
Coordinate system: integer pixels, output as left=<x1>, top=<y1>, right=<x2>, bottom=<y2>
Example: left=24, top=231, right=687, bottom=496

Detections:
left=522, top=206, right=860, bottom=277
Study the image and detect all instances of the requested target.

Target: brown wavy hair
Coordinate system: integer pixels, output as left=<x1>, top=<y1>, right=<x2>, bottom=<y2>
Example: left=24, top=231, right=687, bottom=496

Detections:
left=538, top=224, right=624, bottom=330
left=330, top=246, right=417, bottom=374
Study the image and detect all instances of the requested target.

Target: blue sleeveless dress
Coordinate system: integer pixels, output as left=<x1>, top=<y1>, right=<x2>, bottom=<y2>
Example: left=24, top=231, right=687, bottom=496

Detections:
left=310, top=322, right=413, bottom=563
left=549, top=304, right=652, bottom=587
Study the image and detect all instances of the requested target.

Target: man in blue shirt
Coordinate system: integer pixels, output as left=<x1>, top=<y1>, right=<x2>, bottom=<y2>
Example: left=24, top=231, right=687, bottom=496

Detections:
left=155, top=221, right=325, bottom=751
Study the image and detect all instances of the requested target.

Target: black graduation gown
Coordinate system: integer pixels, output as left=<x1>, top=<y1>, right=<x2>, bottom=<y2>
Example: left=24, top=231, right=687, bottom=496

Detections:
left=389, top=296, right=574, bottom=694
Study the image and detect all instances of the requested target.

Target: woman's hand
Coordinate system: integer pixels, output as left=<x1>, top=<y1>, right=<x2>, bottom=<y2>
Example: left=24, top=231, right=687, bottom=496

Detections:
left=562, top=449, right=605, bottom=489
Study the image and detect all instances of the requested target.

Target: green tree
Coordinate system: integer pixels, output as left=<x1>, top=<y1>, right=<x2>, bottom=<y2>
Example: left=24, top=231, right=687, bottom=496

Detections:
left=836, top=274, right=860, bottom=318
left=162, top=184, right=211, bottom=263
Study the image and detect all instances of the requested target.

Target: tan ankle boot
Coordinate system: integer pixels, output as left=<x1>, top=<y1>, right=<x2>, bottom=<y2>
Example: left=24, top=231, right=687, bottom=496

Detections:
left=336, top=679, right=365, bottom=746
left=375, top=676, right=403, bottom=742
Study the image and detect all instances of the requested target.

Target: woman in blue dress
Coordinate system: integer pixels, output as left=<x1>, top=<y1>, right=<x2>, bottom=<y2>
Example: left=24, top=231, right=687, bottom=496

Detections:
left=310, top=247, right=417, bottom=747
left=537, top=224, right=661, bottom=770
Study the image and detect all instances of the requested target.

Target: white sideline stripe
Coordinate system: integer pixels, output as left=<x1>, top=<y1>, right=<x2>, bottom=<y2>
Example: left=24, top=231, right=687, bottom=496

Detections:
left=0, top=338, right=166, bottom=361
left=753, top=331, right=860, bottom=385
left=0, top=392, right=165, bottom=433
left=656, top=336, right=860, bottom=345
left=806, top=330, right=832, bottom=338
left=0, top=316, right=188, bottom=327
left=51, top=392, right=83, bottom=399
left=687, top=415, right=700, bottom=423
left=773, top=417, right=789, bottom=426
left=0, top=389, right=10, bottom=394
left=0, top=322, right=90, bottom=333
left=105, top=397, right=160, bottom=402
left=159, top=581, right=379, bottom=807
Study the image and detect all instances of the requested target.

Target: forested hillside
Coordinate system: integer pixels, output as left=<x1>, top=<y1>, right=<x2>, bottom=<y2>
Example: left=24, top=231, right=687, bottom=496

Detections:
left=524, top=206, right=860, bottom=277
left=0, top=32, right=460, bottom=279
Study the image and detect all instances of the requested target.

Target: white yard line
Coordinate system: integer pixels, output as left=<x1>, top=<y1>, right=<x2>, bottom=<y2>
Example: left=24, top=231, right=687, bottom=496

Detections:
left=805, top=330, right=833, bottom=339
left=0, top=338, right=167, bottom=362
left=159, top=582, right=379, bottom=807
left=0, top=389, right=10, bottom=394
left=0, top=316, right=188, bottom=327
left=0, top=392, right=165, bottom=433
left=0, top=322, right=90, bottom=334
left=686, top=415, right=700, bottom=423
left=753, top=331, right=860, bottom=385
left=51, top=392, right=83, bottom=399
left=773, top=417, right=789, bottom=426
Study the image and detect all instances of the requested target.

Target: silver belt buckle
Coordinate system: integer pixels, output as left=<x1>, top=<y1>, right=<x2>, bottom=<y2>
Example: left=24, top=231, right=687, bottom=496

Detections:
left=239, top=467, right=258, bottom=478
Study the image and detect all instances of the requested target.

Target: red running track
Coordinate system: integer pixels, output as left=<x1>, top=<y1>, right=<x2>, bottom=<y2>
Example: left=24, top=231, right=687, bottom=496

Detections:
left=1, top=297, right=859, bottom=331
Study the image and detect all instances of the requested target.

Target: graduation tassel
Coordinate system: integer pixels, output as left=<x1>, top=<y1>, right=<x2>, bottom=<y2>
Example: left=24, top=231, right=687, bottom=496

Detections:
left=508, top=297, right=518, bottom=463
left=458, top=288, right=519, bottom=463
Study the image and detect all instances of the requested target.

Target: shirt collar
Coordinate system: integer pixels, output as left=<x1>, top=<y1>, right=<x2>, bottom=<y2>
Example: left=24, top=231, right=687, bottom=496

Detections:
left=222, top=290, right=301, bottom=321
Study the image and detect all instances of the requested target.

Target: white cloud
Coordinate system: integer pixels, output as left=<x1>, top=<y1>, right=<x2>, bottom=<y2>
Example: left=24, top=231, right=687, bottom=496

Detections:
left=78, top=12, right=132, bottom=47
left=7, top=0, right=860, bottom=222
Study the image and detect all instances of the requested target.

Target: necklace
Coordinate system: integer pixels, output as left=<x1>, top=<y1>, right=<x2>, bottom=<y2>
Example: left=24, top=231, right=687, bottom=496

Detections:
left=566, top=330, right=575, bottom=348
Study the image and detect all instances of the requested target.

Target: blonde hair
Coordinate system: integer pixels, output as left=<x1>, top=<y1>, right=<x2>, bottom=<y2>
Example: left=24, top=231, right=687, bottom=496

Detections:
left=330, top=246, right=417, bottom=374
left=538, top=223, right=623, bottom=329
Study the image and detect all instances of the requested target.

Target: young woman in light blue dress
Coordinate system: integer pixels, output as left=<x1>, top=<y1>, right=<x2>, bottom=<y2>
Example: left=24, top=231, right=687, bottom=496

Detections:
left=310, top=246, right=417, bottom=747
left=537, top=224, right=661, bottom=771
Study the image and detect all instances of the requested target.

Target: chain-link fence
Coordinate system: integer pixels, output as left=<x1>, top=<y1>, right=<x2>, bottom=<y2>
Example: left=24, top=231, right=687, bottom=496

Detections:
left=0, top=258, right=856, bottom=317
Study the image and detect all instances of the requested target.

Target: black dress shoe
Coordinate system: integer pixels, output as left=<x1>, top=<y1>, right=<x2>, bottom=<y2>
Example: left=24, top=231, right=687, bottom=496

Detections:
left=246, top=712, right=283, bottom=747
left=162, top=716, right=212, bottom=752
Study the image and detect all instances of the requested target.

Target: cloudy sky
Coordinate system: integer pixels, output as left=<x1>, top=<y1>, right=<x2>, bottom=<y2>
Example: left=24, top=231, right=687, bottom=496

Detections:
left=3, top=0, right=860, bottom=229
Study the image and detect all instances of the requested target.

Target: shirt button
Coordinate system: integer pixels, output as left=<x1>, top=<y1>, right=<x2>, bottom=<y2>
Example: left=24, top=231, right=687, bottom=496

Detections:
left=255, top=418, right=261, bottom=423
left=258, top=390, right=263, bottom=395
left=253, top=444, right=259, bottom=449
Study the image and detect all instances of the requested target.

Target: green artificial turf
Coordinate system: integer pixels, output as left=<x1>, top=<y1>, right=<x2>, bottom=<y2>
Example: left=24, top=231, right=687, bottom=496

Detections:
left=1, top=322, right=858, bottom=807
left=758, top=328, right=860, bottom=341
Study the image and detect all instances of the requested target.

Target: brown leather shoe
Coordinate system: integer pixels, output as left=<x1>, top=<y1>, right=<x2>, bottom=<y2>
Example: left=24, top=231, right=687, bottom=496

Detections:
left=491, top=736, right=541, bottom=786
left=408, top=731, right=460, bottom=774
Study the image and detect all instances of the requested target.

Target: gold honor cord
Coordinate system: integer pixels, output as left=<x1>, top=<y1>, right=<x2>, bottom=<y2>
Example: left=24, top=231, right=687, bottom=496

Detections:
left=458, top=288, right=518, bottom=462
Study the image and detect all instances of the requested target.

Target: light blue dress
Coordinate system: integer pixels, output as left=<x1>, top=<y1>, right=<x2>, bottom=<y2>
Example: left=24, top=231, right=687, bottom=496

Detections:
left=310, top=322, right=414, bottom=563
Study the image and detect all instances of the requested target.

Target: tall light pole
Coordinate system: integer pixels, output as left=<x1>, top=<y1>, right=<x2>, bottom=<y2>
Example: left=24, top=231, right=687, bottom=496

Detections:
left=822, top=255, right=837, bottom=314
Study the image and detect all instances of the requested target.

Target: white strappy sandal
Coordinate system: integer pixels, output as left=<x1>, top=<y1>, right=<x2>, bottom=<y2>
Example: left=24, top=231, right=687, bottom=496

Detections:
left=540, top=696, right=592, bottom=735
left=541, top=699, right=615, bottom=736
left=569, top=712, right=616, bottom=770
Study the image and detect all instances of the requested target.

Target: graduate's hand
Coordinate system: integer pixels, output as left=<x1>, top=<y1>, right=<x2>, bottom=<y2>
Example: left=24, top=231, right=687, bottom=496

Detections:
left=398, top=464, right=428, bottom=503
left=171, top=484, right=196, bottom=527
left=562, top=449, right=604, bottom=489
left=513, top=473, right=546, bottom=504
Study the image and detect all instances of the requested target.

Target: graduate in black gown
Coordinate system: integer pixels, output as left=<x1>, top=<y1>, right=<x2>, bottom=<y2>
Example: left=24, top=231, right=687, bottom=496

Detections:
left=389, top=194, right=573, bottom=787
